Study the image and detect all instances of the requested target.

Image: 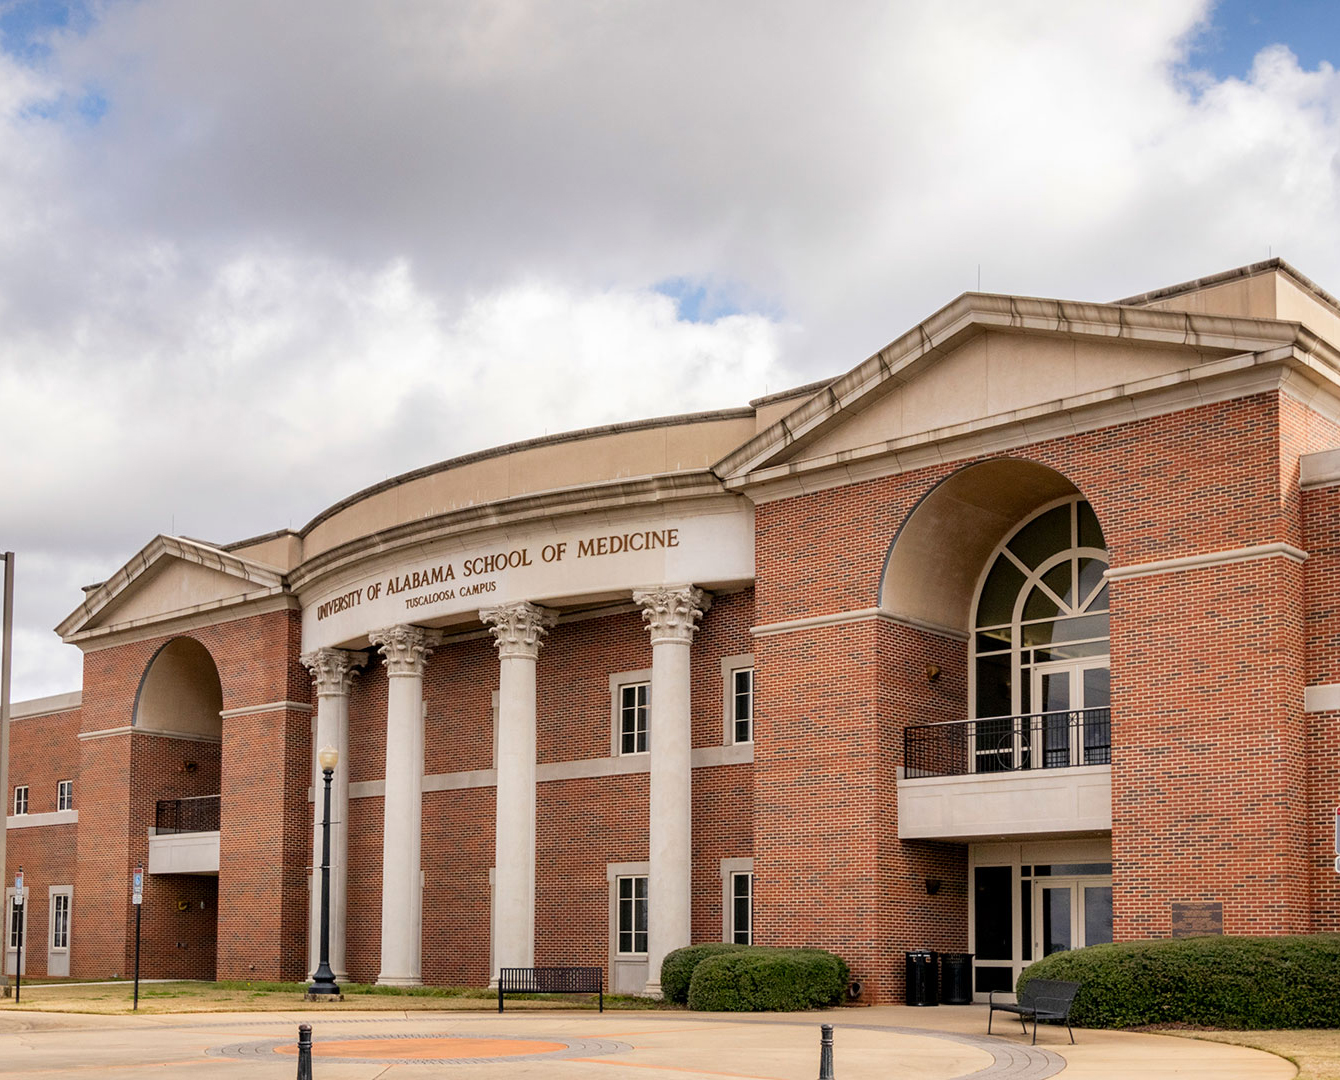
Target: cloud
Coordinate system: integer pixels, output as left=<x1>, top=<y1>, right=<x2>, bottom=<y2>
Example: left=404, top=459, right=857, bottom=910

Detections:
left=1, top=0, right=1339, bottom=696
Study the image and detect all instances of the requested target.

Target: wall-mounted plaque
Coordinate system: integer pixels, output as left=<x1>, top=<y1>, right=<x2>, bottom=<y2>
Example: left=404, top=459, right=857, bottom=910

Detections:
left=1170, top=901, right=1223, bottom=937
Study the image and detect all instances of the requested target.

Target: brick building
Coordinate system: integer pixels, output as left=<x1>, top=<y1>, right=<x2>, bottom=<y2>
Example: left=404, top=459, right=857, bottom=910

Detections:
left=7, top=258, right=1340, bottom=1002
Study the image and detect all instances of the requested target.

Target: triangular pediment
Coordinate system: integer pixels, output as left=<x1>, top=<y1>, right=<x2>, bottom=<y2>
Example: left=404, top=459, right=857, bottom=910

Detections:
left=58, top=536, right=288, bottom=643
left=716, top=290, right=1328, bottom=483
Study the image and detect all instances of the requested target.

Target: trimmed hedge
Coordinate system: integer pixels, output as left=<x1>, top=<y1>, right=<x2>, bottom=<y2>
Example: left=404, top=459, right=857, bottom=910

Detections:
left=1017, top=934, right=1340, bottom=1029
left=661, top=943, right=750, bottom=1004
left=685, top=947, right=850, bottom=1012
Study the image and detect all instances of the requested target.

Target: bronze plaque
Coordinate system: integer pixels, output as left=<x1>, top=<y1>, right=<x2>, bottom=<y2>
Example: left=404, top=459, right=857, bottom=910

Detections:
left=1170, top=901, right=1223, bottom=937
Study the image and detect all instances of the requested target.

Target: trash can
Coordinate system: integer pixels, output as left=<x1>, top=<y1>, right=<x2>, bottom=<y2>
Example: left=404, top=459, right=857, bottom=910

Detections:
left=939, top=952, right=973, bottom=1005
left=905, top=950, right=938, bottom=1006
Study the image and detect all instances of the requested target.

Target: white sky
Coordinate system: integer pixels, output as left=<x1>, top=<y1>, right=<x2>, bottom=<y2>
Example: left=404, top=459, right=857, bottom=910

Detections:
left=2, top=0, right=1339, bottom=699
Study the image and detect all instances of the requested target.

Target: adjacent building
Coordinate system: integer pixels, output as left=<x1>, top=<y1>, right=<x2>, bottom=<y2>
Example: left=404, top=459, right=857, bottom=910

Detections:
left=7, top=258, right=1340, bottom=1002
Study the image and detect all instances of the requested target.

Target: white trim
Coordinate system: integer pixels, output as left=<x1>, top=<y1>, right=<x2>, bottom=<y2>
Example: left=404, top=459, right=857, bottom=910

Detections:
left=1300, top=448, right=1340, bottom=489
left=719, top=857, right=754, bottom=943
left=47, top=886, right=72, bottom=954
left=67, top=592, right=299, bottom=649
left=751, top=607, right=966, bottom=641
left=12, top=785, right=28, bottom=816
left=6, top=809, right=77, bottom=830
left=1105, top=542, right=1307, bottom=581
left=610, top=669, right=652, bottom=758
left=77, top=726, right=222, bottom=744
left=219, top=700, right=313, bottom=718
left=10, top=692, right=81, bottom=720
left=1305, top=684, right=1340, bottom=713
left=423, top=769, right=498, bottom=793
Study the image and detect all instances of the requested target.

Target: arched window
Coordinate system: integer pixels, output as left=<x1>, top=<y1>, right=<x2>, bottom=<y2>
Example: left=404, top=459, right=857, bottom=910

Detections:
left=970, top=497, right=1110, bottom=770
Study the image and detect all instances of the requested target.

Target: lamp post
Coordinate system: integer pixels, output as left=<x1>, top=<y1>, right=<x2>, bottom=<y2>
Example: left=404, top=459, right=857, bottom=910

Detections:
left=307, top=745, right=340, bottom=998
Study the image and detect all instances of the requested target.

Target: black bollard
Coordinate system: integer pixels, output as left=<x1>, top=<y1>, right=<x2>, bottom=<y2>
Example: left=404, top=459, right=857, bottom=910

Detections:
left=296, top=1023, right=313, bottom=1080
left=818, top=1023, right=834, bottom=1080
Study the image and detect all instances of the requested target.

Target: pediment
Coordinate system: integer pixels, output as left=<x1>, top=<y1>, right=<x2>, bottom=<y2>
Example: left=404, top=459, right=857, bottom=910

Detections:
left=58, top=536, right=288, bottom=642
left=716, top=291, right=1318, bottom=482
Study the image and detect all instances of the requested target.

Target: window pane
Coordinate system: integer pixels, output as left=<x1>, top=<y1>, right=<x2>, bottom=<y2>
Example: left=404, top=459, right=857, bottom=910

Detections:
left=732, top=873, right=752, bottom=945
left=1008, top=506, right=1071, bottom=569
left=733, top=669, right=753, bottom=743
left=975, top=966, right=1013, bottom=993
left=1077, top=558, right=1107, bottom=607
left=1019, top=881, right=1032, bottom=961
left=1022, top=584, right=1061, bottom=623
left=974, top=866, right=1012, bottom=960
left=1084, top=886, right=1113, bottom=946
left=975, top=654, right=1011, bottom=718
left=1041, top=561, right=1073, bottom=609
left=1077, top=500, right=1105, bottom=551
left=1023, top=612, right=1108, bottom=647
left=976, top=555, right=1026, bottom=628
left=1041, top=887, right=1072, bottom=955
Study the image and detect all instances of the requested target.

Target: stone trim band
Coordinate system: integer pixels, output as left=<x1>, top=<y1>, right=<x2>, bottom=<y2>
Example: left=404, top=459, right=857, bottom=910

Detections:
left=1105, top=542, right=1307, bottom=581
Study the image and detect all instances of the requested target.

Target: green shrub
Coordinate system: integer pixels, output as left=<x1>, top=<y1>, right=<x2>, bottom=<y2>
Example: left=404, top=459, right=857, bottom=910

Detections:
left=660, top=943, right=750, bottom=1004
left=686, top=947, right=849, bottom=1012
left=1017, top=934, right=1340, bottom=1029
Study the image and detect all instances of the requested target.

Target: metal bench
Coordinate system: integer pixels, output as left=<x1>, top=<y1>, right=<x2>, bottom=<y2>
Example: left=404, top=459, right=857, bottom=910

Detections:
left=987, top=978, right=1080, bottom=1044
left=497, top=966, right=603, bottom=1012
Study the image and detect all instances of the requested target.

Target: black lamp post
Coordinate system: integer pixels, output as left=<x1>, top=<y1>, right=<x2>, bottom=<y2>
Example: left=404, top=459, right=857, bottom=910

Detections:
left=307, top=745, right=339, bottom=998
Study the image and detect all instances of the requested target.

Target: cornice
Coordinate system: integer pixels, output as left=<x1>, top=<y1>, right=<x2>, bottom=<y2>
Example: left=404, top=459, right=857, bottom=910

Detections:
left=727, top=351, right=1330, bottom=504
left=62, top=592, right=299, bottom=650
left=287, top=468, right=741, bottom=596
left=714, top=293, right=1340, bottom=483
left=57, top=534, right=290, bottom=642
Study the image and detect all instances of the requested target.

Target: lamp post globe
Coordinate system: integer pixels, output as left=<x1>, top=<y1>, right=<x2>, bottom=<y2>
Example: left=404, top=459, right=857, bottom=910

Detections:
left=308, top=746, right=340, bottom=998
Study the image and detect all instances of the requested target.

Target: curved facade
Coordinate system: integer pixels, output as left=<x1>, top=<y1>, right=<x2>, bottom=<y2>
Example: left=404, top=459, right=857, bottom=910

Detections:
left=9, top=258, right=1340, bottom=1001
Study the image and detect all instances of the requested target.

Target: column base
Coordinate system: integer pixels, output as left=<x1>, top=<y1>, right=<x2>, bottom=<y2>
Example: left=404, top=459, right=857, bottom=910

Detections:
left=642, top=980, right=665, bottom=999
left=375, top=975, right=423, bottom=987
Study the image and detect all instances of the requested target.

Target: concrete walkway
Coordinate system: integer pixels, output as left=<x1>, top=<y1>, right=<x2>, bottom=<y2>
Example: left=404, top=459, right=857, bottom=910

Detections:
left=0, top=1004, right=1295, bottom=1079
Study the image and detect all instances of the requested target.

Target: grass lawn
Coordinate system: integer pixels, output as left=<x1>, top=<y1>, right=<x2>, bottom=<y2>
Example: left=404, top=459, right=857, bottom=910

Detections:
left=0, top=978, right=662, bottom=1015
left=1163, top=1029, right=1340, bottom=1080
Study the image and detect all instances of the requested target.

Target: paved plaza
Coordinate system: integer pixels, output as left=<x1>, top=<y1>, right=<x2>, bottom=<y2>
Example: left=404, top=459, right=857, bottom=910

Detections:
left=0, top=1004, right=1294, bottom=1079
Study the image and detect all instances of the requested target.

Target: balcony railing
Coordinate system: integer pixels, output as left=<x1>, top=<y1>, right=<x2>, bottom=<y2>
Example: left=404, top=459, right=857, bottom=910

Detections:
left=155, top=794, right=220, bottom=834
left=904, top=708, right=1111, bottom=779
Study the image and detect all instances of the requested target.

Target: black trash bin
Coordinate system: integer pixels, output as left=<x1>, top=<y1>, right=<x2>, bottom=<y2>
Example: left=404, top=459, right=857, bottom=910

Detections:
left=939, top=952, right=973, bottom=1005
left=905, top=950, right=938, bottom=1006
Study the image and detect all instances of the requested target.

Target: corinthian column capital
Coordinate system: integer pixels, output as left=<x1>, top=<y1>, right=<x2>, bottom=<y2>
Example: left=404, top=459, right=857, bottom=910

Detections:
left=480, top=601, right=558, bottom=660
left=633, top=585, right=711, bottom=645
left=369, top=624, right=442, bottom=677
left=300, top=647, right=368, bottom=696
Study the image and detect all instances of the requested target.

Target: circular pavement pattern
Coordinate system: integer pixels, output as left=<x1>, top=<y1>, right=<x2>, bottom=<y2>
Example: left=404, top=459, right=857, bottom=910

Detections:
left=207, top=1031, right=633, bottom=1066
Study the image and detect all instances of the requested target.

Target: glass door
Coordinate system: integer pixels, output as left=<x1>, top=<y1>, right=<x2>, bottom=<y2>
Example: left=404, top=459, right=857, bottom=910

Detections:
left=1031, top=876, right=1113, bottom=957
left=1031, top=657, right=1110, bottom=768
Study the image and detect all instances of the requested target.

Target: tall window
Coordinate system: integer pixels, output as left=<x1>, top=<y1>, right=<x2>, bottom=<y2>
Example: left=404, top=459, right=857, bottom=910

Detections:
left=616, top=876, right=648, bottom=954
left=50, top=893, right=70, bottom=950
left=730, top=872, right=753, bottom=944
left=12, top=786, right=27, bottom=816
left=731, top=668, right=754, bottom=744
left=7, top=897, right=20, bottom=950
left=57, top=781, right=73, bottom=812
left=971, top=498, right=1110, bottom=770
left=620, top=683, right=649, bottom=755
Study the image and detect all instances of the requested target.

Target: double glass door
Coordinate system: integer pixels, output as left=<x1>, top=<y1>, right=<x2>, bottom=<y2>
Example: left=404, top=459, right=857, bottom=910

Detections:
left=1031, top=658, right=1111, bottom=767
left=1033, top=877, right=1113, bottom=957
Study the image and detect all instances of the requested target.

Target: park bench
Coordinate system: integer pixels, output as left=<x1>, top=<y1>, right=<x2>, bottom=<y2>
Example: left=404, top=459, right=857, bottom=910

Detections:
left=987, top=978, right=1080, bottom=1044
left=497, top=966, right=604, bottom=1012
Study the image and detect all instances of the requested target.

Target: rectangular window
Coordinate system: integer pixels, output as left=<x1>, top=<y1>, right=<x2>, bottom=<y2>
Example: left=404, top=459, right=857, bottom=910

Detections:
left=619, top=683, right=649, bottom=755
left=730, top=872, right=753, bottom=944
left=57, top=781, right=73, bottom=812
left=732, top=668, right=754, bottom=744
left=7, top=897, right=20, bottom=950
left=616, top=876, right=648, bottom=954
left=51, top=894, right=70, bottom=951
left=12, top=786, right=27, bottom=816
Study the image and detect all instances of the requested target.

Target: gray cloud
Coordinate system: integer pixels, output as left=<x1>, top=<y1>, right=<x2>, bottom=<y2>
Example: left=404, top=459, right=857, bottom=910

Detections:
left=2, top=0, right=1339, bottom=697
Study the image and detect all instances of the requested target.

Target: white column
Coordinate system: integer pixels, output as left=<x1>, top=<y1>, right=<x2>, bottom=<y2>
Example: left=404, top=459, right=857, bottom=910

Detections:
left=369, top=623, right=441, bottom=986
left=633, top=584, right=709, bottom=996
left=299, top=647, right=366, bottom=980
left=480, top=600, right=557, bottom=981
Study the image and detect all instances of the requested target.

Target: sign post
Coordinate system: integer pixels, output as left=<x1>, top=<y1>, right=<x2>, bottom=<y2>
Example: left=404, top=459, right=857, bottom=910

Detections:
left=132, top=864, right=143, bottom=1011
left=12, top=867, right=23, bottom=1005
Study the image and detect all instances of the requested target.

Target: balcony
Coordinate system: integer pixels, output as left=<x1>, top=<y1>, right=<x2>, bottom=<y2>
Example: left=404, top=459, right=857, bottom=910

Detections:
left=148, top=795, right=220, bottom=875
left=898, top=710, right=1112, bottom=841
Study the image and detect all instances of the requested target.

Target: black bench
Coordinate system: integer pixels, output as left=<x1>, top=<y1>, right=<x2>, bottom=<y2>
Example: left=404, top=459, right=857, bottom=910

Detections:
left=497, top=966, right=603, bottom=1012
left=987, top=978, right=1080, bottom=1044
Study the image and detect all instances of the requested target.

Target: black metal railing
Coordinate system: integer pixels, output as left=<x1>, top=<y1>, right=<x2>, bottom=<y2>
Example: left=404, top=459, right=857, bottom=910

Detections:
left=154, top=794, right=221, bottom=834
left=904, top=708, right=1111, bottom=778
